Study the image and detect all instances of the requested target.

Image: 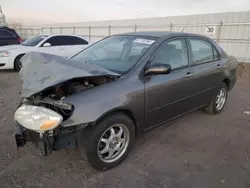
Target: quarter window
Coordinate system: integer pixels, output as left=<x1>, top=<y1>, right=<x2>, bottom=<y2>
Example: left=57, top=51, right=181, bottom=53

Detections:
left=0, top=29, right=14, bottom=37
left=152, top=39, right=188, bottom=70
left=189, top=39, right=215, bottom=64
left=213, top=47, right=220, bottom=60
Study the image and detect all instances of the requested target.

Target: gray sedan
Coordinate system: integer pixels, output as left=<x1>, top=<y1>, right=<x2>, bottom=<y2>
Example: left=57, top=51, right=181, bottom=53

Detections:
left=14, top=31, right=238, bottom=171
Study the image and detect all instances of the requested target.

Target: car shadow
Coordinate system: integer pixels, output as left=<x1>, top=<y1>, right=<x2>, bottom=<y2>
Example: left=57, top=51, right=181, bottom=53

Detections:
left=127, top=110, right=206, bottom=161
left=0, top=69, right=17, bottom=73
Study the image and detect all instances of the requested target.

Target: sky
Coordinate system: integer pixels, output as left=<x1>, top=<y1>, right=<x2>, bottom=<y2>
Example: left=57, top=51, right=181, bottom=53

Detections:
left=1, top=0, right=250, bottom=25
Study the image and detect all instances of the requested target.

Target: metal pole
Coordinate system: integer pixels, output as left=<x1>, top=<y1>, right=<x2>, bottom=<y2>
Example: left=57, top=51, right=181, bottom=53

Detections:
left=134, top=24, right=137, bottom=32
left=50, top=27, right=52, bottom=34
left=169, top=23, right=173, bottom=32
left=73, top=26, right=75, bottom=34
left=89, top=26, right=91, bottom=41
left=20, top=28, right=23, bottom=39
left=216, top=21, right=223, bottom=44
left=60, top=27, right=62, bottom=34
left=108, top=25, right=111, bottom=36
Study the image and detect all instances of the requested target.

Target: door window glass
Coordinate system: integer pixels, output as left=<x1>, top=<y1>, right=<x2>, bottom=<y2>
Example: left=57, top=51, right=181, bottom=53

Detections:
left=65, top=36, right=88, bottom=45
left=44, top=36, right=66, bottom=46
left=45, top=36, right=88, bottom=46
left=152, top=39, right=188, bottom=69
left=190, top=39, right=214, bottom=64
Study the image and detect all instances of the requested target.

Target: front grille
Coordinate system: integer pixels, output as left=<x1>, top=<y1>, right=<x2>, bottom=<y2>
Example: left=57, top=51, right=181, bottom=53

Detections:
left=0, top=64, right=5, bottom=67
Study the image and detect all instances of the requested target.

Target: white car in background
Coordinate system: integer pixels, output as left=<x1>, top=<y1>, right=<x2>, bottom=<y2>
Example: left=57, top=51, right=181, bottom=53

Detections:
left=0, top=34, right=89, bottom=71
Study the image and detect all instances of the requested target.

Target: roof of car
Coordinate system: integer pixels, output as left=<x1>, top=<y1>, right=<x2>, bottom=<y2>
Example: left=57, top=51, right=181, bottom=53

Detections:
left=43, top=34, right=84, bottom=37
left=36, top=34, right=87, bottom=40
left=118, top=31, right=207, bottom=38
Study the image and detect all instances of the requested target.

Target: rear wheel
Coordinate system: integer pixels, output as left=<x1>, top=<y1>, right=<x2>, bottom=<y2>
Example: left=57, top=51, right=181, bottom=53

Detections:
left=14, top=54, right=24, bottom=72
left=205, top=82, right=228, bottom=114
left=78, top=113, right=135, bottom=171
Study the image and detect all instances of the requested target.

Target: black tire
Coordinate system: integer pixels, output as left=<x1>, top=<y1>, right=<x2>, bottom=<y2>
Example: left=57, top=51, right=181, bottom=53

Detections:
left=14, top=54, right=24, bottom=72
left=78, top=113, right=135, bottom=171
left=204, top=82, right=228, bottom=115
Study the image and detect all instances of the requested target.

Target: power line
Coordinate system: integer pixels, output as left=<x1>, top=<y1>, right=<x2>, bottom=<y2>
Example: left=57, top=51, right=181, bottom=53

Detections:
left=107, top=0, right=157, bottom=16
left=92, top=0, right=157, bottom=17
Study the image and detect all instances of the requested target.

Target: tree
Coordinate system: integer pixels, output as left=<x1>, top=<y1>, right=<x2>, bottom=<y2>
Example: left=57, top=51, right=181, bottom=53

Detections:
left=8, top=22, right=23, bottom=29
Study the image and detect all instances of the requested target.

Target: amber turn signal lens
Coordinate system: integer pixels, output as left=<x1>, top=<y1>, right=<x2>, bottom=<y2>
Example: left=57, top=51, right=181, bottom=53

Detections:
left=40, top=120, right=58, bottom=130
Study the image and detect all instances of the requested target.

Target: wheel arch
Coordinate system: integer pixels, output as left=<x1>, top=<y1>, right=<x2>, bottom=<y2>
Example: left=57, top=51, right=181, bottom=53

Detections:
left=14, top=53, right=26, bottom=63
left=94, top=108, right=139, bottom=136
left=222, top=77, right=230, bottom=91
left=14, top=53, right=26, bottom=71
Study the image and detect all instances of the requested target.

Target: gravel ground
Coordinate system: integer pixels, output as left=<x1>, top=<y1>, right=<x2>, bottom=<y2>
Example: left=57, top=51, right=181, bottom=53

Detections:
left=0, top=66, right=250, bottom=188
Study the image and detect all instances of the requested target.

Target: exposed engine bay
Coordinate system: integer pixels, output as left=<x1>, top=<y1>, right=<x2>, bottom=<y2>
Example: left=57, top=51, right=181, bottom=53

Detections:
left=15, top=52, right=122, bottom=155
left=21, top=76, right=118, bottom=121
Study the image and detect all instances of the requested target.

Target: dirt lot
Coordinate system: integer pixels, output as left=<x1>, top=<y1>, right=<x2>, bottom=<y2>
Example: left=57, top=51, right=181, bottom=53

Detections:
left=1, top=64, right=250, bottom=188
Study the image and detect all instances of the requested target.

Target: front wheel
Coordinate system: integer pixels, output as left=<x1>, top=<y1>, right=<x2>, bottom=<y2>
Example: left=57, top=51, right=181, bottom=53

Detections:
left=14, top=54, right=24, bottom=72
left=79, top=113, right=135, bottom=171
left=205, top=82, right=228, bottom=114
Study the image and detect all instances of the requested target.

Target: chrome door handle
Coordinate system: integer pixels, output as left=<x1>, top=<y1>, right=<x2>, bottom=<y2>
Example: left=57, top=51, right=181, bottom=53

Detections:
left=186, top=73, right=194, bottom=78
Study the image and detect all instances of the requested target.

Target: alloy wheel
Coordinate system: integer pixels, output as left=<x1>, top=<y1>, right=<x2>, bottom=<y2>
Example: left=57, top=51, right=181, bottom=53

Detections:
left=97, top=124, right=130, bottom=163
left=215, top=88, right=226, bottom=111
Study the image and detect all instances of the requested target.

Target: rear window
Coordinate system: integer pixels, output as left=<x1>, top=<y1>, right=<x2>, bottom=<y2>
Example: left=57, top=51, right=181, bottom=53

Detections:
left=0, top=29, right=15, bottom=37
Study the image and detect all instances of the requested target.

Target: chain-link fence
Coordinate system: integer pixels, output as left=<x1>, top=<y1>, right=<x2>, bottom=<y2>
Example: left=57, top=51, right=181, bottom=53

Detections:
left=16, top=22, right=250, bottom=62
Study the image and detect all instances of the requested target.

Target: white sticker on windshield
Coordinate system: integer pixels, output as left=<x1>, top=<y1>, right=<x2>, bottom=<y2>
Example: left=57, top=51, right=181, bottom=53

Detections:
left=133, top=38, right=155, bottom=45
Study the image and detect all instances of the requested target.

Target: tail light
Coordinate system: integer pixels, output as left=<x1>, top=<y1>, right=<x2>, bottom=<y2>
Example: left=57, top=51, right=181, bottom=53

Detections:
left=17, top=38, right=23, bottom=43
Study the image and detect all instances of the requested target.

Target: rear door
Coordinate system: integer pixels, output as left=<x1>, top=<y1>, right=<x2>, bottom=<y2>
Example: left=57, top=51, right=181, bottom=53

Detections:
left=61, top=36, right=89, bottom=57
left=187, top=37, right=225, bottom=106
left=0, top=29, right=18, bottom=46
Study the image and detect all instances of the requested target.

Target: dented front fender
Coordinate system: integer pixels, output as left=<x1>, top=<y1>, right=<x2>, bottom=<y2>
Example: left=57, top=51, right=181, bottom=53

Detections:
left=60, top=79, right=144, bottom=128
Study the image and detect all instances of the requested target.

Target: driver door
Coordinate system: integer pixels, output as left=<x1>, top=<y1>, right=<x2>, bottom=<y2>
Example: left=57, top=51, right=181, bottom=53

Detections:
left=37, top=36, right=66, bottom=57
left=145, top=38, right=197, bottom=128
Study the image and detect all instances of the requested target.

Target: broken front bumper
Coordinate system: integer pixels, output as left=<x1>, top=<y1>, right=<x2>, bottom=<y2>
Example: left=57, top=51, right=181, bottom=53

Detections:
left=14, top=121, right=79, bottom=155
left=13, top=101, right=89, bottom=155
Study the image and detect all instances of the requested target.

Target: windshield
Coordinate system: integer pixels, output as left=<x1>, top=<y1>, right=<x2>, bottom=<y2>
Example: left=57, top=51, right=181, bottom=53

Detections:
left=21, top=35, right=48, bottom=46
left=72, top=35, right=156, bottom=74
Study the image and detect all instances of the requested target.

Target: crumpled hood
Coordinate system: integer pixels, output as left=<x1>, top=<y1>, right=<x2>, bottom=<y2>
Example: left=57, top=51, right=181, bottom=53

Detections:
left=19, top=52, right=120, bottom=97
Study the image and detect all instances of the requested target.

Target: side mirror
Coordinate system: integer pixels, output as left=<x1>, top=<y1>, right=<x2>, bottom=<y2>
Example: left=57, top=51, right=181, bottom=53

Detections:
left=145, top=64, right=171, bottom=76
left=43, top=42, right=51, bottom=47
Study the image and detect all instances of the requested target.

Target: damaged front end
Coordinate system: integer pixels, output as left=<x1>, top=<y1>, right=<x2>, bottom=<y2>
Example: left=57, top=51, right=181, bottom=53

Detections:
left=14, top=52, right=120, bottom=155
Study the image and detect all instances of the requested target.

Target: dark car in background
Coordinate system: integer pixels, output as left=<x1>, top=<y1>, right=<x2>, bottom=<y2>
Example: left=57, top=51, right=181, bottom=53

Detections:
left=14, top=31, right=238, bottom=171
left=0, top=26, right=22, bottom=46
